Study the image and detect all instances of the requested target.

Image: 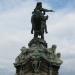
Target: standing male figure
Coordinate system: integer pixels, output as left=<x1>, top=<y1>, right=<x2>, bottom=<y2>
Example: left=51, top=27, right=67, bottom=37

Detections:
left=31, top=2, right=54, bottom=39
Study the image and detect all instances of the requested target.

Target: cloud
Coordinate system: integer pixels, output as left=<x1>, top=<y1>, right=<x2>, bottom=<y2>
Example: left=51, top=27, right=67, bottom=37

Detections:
left=43, top=0, right=75, bottom=10
left=0, top=0, right=35, bottom=71
left=59, top=58, right=75, bottom=75
left=45, top=7, right=75, bottom=75
left=0, top=0, right=75, bottom=75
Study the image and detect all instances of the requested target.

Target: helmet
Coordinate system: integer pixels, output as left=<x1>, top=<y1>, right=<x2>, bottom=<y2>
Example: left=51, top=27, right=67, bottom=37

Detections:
left=36, top=2, right=42, bottom=8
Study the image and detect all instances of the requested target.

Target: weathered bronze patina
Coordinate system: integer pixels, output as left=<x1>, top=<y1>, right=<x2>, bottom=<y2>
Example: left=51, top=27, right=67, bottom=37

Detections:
left=31, top=2, right=54, bottom=39
left=14, top=2, right=63, bottom=75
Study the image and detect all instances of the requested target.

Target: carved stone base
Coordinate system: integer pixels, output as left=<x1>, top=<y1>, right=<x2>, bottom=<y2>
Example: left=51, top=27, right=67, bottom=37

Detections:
left=28, top=38, right=47, bottom=48
left=14, top=38, right=63, bottom=75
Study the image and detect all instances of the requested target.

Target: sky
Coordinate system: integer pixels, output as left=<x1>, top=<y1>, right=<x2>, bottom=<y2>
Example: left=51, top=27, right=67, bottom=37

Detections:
left=0, top=0, right=75, bottom=75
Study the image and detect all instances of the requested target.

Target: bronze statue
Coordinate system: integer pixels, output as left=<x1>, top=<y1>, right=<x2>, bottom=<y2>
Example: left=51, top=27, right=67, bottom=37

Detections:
left=31, top=2, right=54, bottom=39
left=14, top=2, right=63, bottom=75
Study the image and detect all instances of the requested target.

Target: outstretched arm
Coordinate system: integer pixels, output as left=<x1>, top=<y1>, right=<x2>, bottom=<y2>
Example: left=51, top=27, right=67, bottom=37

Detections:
left=43, top=8, right=55, bottom=12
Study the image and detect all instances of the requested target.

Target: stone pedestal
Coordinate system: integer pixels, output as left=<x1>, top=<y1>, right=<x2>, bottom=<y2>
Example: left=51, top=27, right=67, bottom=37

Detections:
left=14, top=38, right=63, bottom=75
